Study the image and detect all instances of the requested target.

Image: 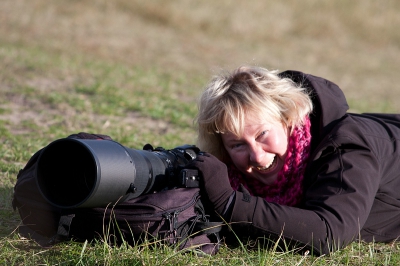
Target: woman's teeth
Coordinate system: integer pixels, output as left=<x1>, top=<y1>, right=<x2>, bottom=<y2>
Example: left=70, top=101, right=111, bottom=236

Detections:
left=256, top=156, right=276, bottom=171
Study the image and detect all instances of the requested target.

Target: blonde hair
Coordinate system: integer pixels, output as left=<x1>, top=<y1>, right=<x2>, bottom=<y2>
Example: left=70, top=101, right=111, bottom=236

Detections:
left=195, top=66, right=313, bottom=162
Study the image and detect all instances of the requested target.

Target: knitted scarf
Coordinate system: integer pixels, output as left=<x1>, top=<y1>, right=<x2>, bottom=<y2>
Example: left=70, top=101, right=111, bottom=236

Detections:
left=228, top=116, right=312, bottom=206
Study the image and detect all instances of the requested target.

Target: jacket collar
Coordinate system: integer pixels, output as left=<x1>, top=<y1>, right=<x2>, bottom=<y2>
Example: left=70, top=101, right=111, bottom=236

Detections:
left=279, top=70, right=349, bottom=147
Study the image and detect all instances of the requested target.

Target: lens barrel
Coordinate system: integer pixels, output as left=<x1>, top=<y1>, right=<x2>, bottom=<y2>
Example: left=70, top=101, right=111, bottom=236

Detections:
left=36, top=138, right=171, bottom=208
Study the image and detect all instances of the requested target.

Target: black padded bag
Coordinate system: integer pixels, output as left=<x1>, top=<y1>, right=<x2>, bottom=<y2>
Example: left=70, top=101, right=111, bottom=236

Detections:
left=12, top=133, right=221, bottom=255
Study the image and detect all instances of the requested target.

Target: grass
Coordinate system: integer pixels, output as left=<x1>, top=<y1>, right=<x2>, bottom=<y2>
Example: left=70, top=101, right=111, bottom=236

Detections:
left=1, top=0, right=400, bottom=264
left=1, top=235, right=400, bottom=265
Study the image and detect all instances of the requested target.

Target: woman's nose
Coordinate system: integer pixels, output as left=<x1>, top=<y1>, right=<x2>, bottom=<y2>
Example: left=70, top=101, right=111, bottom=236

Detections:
left=249, top=144, right=265, bottom=164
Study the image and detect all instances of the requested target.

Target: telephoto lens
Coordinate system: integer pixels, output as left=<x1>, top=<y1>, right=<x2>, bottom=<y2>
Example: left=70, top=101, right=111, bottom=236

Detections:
left=36, top=138, right=199, bottom=209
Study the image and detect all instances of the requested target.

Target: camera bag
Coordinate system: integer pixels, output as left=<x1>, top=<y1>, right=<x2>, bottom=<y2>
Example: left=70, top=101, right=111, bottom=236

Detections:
left=12, top=133, right=222, bottom=255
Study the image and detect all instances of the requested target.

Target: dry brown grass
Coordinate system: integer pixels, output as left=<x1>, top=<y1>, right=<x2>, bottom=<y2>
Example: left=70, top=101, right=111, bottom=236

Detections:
left=1, top=0, right=400, bottom=112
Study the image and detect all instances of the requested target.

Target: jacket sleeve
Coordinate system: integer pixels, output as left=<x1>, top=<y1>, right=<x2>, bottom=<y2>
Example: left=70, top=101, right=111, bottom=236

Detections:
left=226, top=122, right=381, bottom=255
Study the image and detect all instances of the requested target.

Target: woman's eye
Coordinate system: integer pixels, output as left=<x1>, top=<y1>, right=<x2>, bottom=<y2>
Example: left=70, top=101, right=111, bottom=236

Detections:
left=232, top=143, right=243, bottom=149
left=257, top=130, right=268, bottom=139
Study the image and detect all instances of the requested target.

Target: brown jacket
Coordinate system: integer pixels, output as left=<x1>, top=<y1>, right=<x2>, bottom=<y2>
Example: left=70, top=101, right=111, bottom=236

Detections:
left=226, top=71, right=400, bottom=255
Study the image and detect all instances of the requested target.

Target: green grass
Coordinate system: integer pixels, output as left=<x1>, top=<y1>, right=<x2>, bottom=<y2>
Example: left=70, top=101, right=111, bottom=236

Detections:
left=1, top=0, right=400, bottom=264
left=1, top=234, right=400, bottom=265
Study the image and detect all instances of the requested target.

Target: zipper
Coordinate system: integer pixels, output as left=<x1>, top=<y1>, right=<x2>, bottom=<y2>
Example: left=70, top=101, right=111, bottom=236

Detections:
left=163, top=210, right=180, bottom=243
left=125, top=191, right=200, bottom=220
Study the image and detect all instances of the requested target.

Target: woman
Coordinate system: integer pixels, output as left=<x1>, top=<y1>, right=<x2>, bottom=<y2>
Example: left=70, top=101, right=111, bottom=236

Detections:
left=186, top=66, right=400, bottom=255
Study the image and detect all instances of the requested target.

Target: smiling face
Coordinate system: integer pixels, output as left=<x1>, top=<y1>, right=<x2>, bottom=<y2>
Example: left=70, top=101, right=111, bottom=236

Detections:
left=221, top=112, right=290, bottom=186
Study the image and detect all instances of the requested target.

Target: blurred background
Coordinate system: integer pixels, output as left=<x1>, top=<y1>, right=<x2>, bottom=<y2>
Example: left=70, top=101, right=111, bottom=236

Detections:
left=1, top=0, right=400, bottom=145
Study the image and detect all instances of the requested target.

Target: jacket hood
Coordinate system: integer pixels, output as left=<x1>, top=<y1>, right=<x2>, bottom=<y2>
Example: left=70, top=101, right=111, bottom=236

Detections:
left=279, top=70, right=349, bottom=144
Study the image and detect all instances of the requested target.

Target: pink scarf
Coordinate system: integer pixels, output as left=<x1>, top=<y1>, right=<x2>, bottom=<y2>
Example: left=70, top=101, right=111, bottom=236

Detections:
left=228, top=117, right=312, bottom=206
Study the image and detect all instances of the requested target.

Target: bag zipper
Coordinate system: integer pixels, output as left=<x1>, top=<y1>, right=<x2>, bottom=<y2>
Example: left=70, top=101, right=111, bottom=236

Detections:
left=126, top=191, right=200, bottom=220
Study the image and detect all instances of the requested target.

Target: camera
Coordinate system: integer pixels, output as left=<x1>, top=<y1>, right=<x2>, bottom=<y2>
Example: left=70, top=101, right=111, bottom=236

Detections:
left=36, top=138, right=200, bottom=209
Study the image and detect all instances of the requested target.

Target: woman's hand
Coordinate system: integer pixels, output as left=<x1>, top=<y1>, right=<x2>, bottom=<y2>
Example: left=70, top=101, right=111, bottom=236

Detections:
left=186, top=152, right=234, bottom=214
